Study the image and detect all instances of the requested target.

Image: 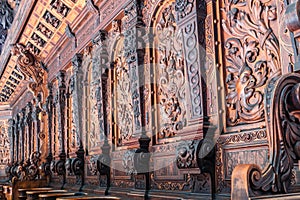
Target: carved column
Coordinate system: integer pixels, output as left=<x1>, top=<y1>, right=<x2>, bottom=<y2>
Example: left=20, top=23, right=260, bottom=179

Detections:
left=70, top=54, right=85, bottom=188
left=19, top=109, right=25, bottom=162
left=92, top=30, right=111, bottom=194
left=45, top=83, right=54, bottom=164
left=14, top=115, right=19, bottom=162
left=32, top=101, right=40, bottom=152
left=25, top=102, right=33, bottom=160
left=56, top=70, right=67, bottom=185
left=92, top=30, right=109, bottom=142
left=8, top=119, right=14, bottom=163
left=124, top=1, right=151, bottom=198
left=71, top=54, right=84, bottom=149
left=124, top=0, right=145, bottom=134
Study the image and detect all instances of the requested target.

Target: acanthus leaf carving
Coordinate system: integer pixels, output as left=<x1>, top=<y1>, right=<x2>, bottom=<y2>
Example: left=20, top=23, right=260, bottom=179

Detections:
left=221, top=0, right=281, bottom=126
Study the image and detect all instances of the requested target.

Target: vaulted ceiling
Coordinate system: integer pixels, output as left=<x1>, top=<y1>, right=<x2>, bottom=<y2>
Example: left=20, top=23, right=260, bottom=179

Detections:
left=0, top=0, right=86, bottom=106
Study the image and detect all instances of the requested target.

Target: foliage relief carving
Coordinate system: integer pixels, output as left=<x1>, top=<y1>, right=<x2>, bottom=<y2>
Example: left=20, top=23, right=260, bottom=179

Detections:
left=222, top=0, right=281, bottom=126
left=156, top=5, right=186, bottom=139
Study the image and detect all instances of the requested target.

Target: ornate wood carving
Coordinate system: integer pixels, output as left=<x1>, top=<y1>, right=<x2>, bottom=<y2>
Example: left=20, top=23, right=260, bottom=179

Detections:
left=0, top=0, right=14, bottom=53
left=155, top=4, right=187, bottom=139
left=71, top=54, right=84, bottom=149
left=115, top=49, right=135, bottom=143
left=8, top=119, right=14, bottom=164
left=175, top=0, right=203, bottom=121
left=50, top=0, right=70, bottom=17
left=55, top=70, right=67, bottom=186
left=221, top=0, right=281, bottom=126
left=24, top=102, right=33, bottom=160
left=11, top=43, right=49, bottom=103
left=231, top=73, right=300, bottom=199
left=123, top=0, right=145, bottom=134
left=286, top=0, right=300, bottom=71
left=216, top=130, right=268, bottom=192
left=0, top=120, right=10, bottom=166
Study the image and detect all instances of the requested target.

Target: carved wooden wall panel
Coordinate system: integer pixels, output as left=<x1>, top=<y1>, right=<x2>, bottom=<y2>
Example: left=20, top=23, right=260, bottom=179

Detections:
left=111, top=34, right=138, bottom=147
left=219, top=0, right=293, bottom=129
left=216, top=130, right=269, bottom=192
left=153, top=3, right=187, bottom=140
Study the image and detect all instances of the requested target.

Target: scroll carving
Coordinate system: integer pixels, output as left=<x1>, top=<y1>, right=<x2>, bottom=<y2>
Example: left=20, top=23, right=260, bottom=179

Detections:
left=231, top=74, right=300, bottom=199
left=155, top=5, right=186, bottom=139
left=11, top=43, right=48, bottom=102
left=221, top=0, right=281, bottom=126
left=14, top=151, right=40, bottom=181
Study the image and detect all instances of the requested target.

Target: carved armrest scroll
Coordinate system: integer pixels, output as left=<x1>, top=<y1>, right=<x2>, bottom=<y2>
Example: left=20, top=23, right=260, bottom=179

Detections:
left=231, top=73, right=300, bottom=199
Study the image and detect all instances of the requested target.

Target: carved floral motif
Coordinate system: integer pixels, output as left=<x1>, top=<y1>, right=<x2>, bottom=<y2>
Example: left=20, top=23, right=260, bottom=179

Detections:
left=115, top=53, right=134, bottom=143
left=175, top=0, right=194, bottom=20
left=222, top=0, right=281, bottom=126
left=156, top=5, right=186, bottom=139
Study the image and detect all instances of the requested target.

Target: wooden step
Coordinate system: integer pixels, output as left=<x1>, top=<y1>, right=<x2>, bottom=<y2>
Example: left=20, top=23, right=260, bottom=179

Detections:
left=26, top=190, right=68, bottom=200
left=38, top=192, right=76, bottom=200
left=18, top=187, right=53, bottom=199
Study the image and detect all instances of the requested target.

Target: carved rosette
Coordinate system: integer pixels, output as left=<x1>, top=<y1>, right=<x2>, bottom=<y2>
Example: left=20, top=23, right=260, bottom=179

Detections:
left=155, top=4, right=186, bottom=139
left=221, top=0, right=281, bottom=126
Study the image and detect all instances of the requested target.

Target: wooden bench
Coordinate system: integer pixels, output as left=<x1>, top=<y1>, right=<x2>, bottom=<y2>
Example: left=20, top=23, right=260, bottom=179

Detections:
left=38, top=192, right=77, bottom=200
left=56, top=197, right=121, bottom=200
left=18, top=188, right=53, bottom=200
left=26, top=190, right=67, bottom=200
